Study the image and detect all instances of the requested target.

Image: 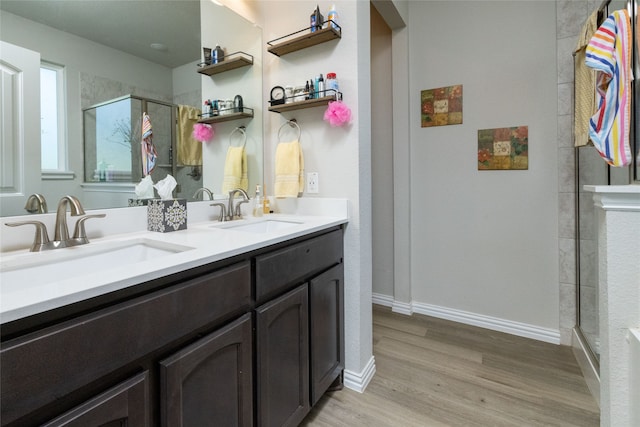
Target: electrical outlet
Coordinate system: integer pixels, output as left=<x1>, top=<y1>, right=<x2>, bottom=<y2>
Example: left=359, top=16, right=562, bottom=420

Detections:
left=307, top=172, right=319, bottom=193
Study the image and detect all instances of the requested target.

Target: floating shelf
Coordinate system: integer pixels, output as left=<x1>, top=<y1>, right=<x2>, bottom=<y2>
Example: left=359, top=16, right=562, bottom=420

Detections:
left=196, top=52, right=253, bottom=76
left=268, top=92, right=341, bottom=113
left=267, top=23, right=341, bottom=57
left=198, top=108, right=254, bottom=124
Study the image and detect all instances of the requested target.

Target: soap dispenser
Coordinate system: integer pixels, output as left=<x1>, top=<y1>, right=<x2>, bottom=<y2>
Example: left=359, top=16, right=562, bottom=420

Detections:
left=253, top=184, right=263, bottom=217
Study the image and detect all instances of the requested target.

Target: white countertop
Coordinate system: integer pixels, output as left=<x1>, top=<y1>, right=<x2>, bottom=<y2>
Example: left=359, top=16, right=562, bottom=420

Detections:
left=0, top=198, right=348, bottom=324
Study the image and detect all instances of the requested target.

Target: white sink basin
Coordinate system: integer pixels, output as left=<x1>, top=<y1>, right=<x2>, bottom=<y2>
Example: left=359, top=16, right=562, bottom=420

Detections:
left=214, top=219, right=302, bottom=234
left=0, top=238, right=194, bottom=289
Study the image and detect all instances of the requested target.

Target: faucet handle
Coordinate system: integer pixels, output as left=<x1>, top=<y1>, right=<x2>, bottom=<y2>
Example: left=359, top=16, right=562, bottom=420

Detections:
left=234, top=198, right=249, bottom=219
left=24, top=193, right=48, bottom=214
left=210, top=202, right=227, bottom=222
left=5, top=220, right=51, bottom=252
left=71, top=214, right=106, bottom=244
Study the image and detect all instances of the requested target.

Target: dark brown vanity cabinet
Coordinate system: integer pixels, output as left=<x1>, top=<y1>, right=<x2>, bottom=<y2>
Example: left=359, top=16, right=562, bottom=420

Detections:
left=160, top=312, right=254, bottom=427
left=255, top=229, right=345, bottom=426
left=1, top=261, right=252, bottom=427
left=0, top=227, right=344, bottom=427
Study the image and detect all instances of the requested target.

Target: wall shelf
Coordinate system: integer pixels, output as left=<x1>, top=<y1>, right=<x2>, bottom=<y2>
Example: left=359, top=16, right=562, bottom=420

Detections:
left=269, top=92, right=341, bottom=113
left=196, top=52, right=253, bottom=76
left=267, top=23, right=341, bottom=57
left=198, top=108, right=254, bottom=124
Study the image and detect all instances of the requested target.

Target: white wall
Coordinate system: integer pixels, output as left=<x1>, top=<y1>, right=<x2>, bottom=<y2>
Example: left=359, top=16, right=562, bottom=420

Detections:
left=406, top=2, right=560, bottom=333
left=262, top=0, right=374, bottom=388
left=371, top=5, right=395, bottom=297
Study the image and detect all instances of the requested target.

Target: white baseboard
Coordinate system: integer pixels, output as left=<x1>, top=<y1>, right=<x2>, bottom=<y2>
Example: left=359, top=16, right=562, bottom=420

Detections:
left=392, top=300, right=413, bottom=315
left=343, top=355, right=376, bottom=393
left=372, top=293, right=393, bottom=307
left=372, top=294, right=561, bottom=345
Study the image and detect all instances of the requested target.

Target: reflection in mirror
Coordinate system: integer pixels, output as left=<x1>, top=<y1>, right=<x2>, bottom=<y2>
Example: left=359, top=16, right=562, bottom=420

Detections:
left=83, top=95, right=179, bottom=197
left=0, top=0, right=263, bottom=217
left=84, top=96, right=143, bottom=184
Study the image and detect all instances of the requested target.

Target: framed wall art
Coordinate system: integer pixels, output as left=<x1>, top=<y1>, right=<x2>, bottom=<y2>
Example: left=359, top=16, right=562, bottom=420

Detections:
left=477, top=126, right=528, bottom=170
left=421, top=84, right=462, bottom=127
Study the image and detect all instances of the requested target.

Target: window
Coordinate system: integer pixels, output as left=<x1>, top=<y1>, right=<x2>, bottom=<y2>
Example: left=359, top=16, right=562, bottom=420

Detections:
left=40, top=62, right=67, bottom=172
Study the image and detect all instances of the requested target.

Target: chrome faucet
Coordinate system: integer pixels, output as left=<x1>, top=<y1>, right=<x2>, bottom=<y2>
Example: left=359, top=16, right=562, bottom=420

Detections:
left=227, top=188, right=249, bottom=221
left=193, top=187, right=214, bottom=201
left=5, top=195, right=105, bottom=251
left=24, top=193, right=48, bottom=214
left=54, top=195, right=86, bottom=245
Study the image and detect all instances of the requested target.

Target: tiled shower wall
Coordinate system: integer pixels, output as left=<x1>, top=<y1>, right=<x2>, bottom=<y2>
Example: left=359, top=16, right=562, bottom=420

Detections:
left=556, top=0, right=599, bottom=345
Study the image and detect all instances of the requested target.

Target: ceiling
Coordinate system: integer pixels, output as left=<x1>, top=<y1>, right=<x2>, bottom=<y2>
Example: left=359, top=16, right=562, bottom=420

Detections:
left=0, top=0, right=201, bottom=68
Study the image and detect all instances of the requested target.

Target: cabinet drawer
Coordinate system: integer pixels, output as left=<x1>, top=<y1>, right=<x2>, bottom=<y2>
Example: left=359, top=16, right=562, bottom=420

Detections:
left=255, top=229, right=343, bottom=303
left=42, top=371, right=150, bottom=427
left=1, top=261, right=251, bottom=426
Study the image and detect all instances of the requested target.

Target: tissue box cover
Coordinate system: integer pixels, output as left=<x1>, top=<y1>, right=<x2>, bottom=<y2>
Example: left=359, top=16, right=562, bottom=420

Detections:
left=128, top=198, right=156, bottom=207
left=147, top=199, right=187, bottom=232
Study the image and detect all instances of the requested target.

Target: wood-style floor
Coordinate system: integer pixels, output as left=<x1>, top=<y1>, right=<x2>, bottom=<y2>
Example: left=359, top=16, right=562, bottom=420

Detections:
left=303, top=305, right=599, bottom=427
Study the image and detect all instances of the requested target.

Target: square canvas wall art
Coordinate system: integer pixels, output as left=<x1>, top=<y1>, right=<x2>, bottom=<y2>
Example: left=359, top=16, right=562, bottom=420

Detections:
left=477, top=126, right=528, bottom=170
left=421, top=84, right=463, bottom=127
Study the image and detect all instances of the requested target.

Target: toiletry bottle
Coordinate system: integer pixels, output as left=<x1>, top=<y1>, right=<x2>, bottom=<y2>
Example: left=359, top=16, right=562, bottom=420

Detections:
left=310, top=5, right=322, bottom=32
left=263, top=196, right=270, bottom=214
left=213, top=45, right=224, bottom=64
left=305, top=80, right=310, bottom=100
left=234, top=95, right=243, bottom=113
left=317, top=74, right=325, bottom=97
left=253, top=184, right=263, bottom=217
left=310, top=7, right=317, bottom=32
left=310, top=79, right=316, bottom=99
left=327, top=4, right=338, bottom=29
left=316, top=6, right=324, bottom=31
left=326, top=72, right=338, bottom=94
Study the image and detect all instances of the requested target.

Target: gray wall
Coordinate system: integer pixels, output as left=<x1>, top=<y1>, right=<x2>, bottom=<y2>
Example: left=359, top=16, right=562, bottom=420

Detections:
left=390, top=1, right=561, bottom=336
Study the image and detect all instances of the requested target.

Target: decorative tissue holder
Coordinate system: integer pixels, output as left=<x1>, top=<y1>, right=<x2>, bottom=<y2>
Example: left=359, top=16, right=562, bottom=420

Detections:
left=128, top=198, right=156, bottom=207
left=147, top=199, right=187, bottom=232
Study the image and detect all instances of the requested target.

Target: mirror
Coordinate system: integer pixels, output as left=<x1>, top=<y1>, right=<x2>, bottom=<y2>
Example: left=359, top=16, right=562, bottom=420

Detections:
left=0, top=0, right=263, bottom=216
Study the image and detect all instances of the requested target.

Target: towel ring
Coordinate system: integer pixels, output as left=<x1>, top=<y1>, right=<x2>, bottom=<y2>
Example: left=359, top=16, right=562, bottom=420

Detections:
left=277, top=120, right=301, bottom=143
left=229, top=126, right=247, bottom=148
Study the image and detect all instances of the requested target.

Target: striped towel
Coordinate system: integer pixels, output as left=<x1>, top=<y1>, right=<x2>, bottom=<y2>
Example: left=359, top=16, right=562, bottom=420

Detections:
left=585, top=9, right=633, bottom=167
left=141, top=112, right=158, bottom=176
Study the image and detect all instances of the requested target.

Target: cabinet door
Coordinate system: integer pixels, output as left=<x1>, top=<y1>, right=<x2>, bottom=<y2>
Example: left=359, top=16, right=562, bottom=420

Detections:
left=256, top=284, right=310, bottom=427
left=42, top=371, right=149, bottom=427
left=309, top=263, right=345, bottom=406
left=160, top=313, right=253, bottom=427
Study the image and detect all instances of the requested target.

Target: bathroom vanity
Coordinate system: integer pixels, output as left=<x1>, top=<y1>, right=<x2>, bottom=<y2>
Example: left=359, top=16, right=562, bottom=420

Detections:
left=0, top=208, right=346, bottom=427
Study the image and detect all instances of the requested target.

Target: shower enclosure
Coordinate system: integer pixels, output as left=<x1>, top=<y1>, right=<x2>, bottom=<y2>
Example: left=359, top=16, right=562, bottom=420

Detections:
left=574, top=0, right=639, bottom=369
left=83, top=95, right=202, bottom=199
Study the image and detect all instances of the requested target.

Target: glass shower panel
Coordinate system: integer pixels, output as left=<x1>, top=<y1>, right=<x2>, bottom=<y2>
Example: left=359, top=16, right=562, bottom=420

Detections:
left=84, top=96, right=143, bottom=182
left=577, top=146, right=608, bottom=360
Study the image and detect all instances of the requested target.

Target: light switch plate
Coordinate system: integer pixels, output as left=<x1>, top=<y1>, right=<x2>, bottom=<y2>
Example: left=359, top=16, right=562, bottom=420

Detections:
left=307, top=172, right=319, bottom=193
